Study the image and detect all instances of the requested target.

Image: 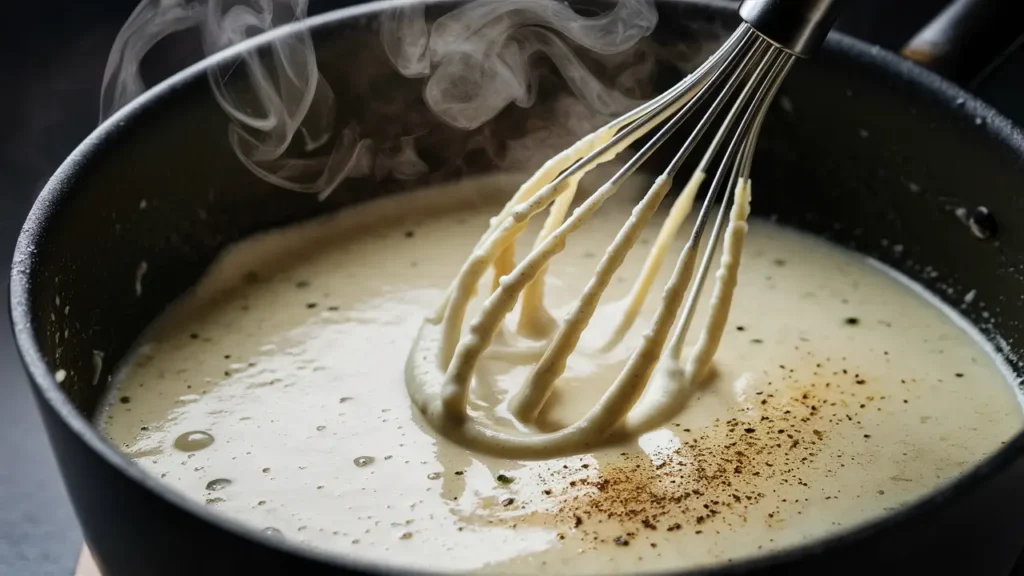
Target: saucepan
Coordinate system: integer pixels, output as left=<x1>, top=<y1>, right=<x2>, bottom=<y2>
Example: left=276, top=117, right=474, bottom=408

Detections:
left=10, top=0, right=1024, bottom=574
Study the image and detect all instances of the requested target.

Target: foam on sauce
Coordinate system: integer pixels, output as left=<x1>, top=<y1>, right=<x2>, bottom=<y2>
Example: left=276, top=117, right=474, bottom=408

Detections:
left=101, top=173, right=1023, bottom=574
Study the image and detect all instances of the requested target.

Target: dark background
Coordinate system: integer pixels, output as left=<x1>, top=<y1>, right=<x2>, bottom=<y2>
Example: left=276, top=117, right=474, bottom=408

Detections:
left=0, top=0, right=1020, bottom=573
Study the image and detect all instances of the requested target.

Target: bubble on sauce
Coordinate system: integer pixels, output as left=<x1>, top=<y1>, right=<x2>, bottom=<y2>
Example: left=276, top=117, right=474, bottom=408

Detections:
left=353, top=456, right=375, bottom=467
left=174, top=431, right=214, bottom=452
left=426, top=472, right=442, bottom=480
left=955, top=206, right=998, bottom=240
left=969, top=207, right=998, bottom=240
left=261, top=527, right=284, bottom=538
left=205, top=478, right=232, bottom=491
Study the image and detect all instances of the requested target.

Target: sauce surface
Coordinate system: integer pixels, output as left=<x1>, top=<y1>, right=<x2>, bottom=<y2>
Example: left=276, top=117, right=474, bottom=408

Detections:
left=101, top=174, right=1023, bottom=574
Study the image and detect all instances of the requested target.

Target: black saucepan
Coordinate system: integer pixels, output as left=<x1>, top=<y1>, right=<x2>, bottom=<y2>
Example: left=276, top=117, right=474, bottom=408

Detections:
left=10, top=1, right=1024, bottom=574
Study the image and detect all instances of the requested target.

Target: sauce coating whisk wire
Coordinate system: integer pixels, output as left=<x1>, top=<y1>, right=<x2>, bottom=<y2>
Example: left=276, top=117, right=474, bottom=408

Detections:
left=406, top=0, right=845, bottom=458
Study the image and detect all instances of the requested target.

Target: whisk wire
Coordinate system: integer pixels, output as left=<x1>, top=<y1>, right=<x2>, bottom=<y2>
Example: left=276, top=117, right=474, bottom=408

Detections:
left=597, top=33, right=772, bottom=351
left=507, top=34, right=771, bottom=422
left=666, top=44, right=794, bottom=360
left=512, top=25, right=763, bottom=339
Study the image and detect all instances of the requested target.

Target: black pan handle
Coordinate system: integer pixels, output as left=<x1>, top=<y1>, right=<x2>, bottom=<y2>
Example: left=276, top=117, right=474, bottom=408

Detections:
left=900, top=0, right=1024, bottom=85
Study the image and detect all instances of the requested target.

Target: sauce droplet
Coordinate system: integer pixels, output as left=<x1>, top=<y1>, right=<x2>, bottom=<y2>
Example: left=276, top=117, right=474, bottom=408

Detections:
left=261, top=527, right=284, bottom=538
left=205, top=478, right=232, bottom=491
left=174, top=430, right=214, bottom=452
left=353, top=456, right=375, bottom=467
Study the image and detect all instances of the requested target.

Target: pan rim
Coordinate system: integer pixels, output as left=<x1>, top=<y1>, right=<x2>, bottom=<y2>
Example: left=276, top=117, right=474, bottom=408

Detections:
left=9, top=1, right=1024, bottom=574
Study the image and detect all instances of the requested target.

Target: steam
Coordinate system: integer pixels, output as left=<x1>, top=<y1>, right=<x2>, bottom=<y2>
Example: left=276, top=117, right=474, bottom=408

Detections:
left=101, top=0, right=658, bottom=198
left=382, top=0, right=657, bottom=129
left=101, top=0, right=368, bottom=199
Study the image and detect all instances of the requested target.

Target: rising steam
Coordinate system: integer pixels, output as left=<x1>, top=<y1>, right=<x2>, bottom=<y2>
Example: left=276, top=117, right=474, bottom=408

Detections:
left=381, top=0, right=657, bottom=129
left=101, top=0, right=658, bottom=198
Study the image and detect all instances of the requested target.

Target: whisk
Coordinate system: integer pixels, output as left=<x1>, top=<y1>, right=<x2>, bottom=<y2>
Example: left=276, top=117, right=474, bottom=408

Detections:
left=406, top=0, right=844, bottom=459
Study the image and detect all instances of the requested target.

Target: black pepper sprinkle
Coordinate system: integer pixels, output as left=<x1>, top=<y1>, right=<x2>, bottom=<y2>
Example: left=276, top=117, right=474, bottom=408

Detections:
left=306, top=303, right=318, bottom=309
left=751, top=339, right=764, bottom=344
left=496, top=474, right=514, bottom=485
left=744, top=427, right=756, bottom=434
left=190, top=333, right=199, bottom=340
left=501, top=498, right=515, bottom=507
left=296, top=280, right=310, bottom=288
left=955, top=373, right=964, bottom=378
left=119, top=396, right=131, bottom=404
left=614, top=536, right=630, bottom=546
left=845, top=317, right=860, bottom=326
left=404, top=230, right=415, bottom=238
left=454, top=471, right=464, bottom=476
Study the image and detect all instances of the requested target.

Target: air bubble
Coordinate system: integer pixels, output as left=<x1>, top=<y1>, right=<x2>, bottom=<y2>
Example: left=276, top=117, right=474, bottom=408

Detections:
left=174, top=431, right=214, bottom=452
left=205, top=478, right=232, bottom=491
left=262, top=527, right=284, bottom=538
left=969, top=207, right=997, bottom=239
left=354, top=456, right=375, bottom=467
left=427, top=472, right=442, bottom=480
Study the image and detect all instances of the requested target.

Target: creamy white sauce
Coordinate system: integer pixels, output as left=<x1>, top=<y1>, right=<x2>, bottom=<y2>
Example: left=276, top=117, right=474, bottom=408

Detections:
left=101, top=173, right=1024, bottom=574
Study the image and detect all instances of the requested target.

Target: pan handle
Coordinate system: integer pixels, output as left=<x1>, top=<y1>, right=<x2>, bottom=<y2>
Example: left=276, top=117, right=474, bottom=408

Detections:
left=900, top=0, right=1024, bottom=85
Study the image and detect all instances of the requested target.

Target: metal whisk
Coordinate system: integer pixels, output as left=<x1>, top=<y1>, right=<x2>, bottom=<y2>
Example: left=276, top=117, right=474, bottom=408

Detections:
left=406, top=0, right=844, bottom=459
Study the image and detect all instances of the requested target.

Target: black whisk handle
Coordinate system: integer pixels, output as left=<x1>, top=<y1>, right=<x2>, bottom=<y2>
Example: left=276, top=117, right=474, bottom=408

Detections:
left=738, top=0, right=846, bottom=58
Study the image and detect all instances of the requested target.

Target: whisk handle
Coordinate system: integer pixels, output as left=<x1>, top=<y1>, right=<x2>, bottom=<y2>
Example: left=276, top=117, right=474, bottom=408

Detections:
left=738, top=0, right=845, bottom=58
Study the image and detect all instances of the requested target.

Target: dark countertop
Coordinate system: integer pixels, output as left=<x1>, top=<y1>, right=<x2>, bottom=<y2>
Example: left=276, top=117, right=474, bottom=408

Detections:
left=0, top=1, right=1020, bottom=574
left=1, top=5, right=139, bottom=573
